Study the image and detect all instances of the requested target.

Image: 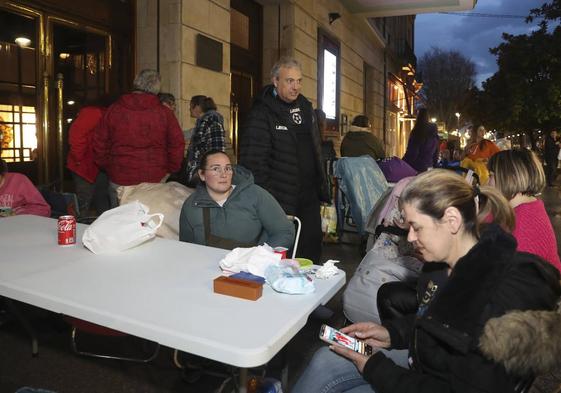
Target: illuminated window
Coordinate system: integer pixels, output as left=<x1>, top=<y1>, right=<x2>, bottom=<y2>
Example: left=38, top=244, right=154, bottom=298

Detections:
left=318, top=30, right=340, bottom=132
left=0, top=9, right=37, bottom=164
left=322, top=50, right=337, bottom=120
left=0, top=104, right=37, bottom=162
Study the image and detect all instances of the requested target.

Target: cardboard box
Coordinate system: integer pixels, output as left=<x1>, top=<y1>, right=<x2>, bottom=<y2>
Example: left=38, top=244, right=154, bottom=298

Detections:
left=213, top=276, right=263, bottom=301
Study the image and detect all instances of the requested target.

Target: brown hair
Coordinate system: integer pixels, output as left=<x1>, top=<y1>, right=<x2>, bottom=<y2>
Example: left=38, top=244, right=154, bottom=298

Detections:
left=401, top=169, right=514, bottom=237
left=198, top=149, right=229, bottom=171
left=190, top=95, right=216, bottom=112
left=488, top=149, right=545, bottom=201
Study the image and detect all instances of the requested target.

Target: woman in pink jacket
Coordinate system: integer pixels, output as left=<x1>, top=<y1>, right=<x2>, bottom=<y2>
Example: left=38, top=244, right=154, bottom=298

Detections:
left=0, top=159, right=50, bottom=217
left=488, top=148, right=561, bottom=271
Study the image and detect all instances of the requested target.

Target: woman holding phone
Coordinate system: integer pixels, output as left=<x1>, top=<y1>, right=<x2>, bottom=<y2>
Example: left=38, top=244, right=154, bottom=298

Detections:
left=292, top=169, right=560, bottom=393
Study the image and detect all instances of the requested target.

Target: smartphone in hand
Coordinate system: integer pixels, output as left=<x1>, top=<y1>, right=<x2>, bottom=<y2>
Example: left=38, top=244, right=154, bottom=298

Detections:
left=319, top=324, right=373, bottom=356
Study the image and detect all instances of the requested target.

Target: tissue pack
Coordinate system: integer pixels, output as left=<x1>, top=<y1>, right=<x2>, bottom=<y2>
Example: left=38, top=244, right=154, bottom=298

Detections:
left=213, top=276, right=263, bottom=301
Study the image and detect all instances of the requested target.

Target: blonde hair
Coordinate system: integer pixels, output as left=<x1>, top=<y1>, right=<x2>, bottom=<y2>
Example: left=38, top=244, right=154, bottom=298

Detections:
left=401, top=169, right=514, bottom=237
left=488, top=149, right=545, bottom=201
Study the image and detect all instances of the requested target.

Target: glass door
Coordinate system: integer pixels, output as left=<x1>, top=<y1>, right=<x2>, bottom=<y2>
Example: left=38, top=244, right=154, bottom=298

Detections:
left=0, top=7, right=41, bottom=182
left=0, top=6, right=111, bottom=187
left=48, top=19, right=110, bottom=188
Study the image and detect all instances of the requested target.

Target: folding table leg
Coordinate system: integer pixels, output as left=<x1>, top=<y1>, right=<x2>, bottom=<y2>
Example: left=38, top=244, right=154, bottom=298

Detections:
left=238, top=367, right=248, bottom=393
left=281, top=360, right=289, bottom=391
left=5, top=299, right=39, bottom=356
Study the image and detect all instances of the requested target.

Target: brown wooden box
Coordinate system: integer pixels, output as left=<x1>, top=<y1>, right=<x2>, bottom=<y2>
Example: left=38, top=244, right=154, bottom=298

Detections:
left=213, top=276, right=263, bottom=301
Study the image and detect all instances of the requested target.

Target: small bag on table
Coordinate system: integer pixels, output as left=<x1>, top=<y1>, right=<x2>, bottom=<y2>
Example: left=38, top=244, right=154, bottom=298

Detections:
left=82, top=200, right=163, bottom=254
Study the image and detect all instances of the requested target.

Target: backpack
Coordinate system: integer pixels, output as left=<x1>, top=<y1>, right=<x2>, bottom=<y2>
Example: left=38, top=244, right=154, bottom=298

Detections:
left=343, top=206, right=422, bottom=324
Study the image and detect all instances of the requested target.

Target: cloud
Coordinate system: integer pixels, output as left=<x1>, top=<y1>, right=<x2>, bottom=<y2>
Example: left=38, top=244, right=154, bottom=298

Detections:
left=415, top=0, right=541, bottom=86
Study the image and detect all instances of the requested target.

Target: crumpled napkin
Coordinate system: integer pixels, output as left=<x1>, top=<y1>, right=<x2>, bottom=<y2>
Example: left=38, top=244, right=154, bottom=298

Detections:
left=264, top=260, right=315, bottom=295
left=315, top=259, right=340, bottom=279
left=219, top=244, right=281, bottom=277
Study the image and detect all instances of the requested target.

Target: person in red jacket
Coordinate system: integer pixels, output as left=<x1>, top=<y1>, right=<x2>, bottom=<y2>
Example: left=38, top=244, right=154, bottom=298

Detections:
left=0, top=159, right=50, bottom=217
left=93, top=69, right=185, bottom=207
left=67, top=95, right=114, bottom=216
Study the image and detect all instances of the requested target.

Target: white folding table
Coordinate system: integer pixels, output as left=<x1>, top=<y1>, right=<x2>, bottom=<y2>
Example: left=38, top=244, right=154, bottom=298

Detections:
left=0, top=215, right=345, bottom=391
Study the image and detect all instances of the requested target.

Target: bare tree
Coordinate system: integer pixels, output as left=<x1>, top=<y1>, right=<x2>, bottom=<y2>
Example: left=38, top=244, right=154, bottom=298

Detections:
left=418, top=48, right=476, bottom=130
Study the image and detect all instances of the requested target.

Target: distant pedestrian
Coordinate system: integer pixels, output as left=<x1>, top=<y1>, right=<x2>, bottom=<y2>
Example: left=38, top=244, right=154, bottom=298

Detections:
left=94, top=69, right=185, bottom=207
left=239, top=57, right=330, bottom=264
left=465, top=125, right=499, bottom=162
left=402, top=108, right=439, bottom=172
left=158, top=92, right=176, bottom=112
left=544, top=130, right=559, bottom=186
left=185, top=96, right=226, bottom=187
left=341, top=115, right=385, bottom=160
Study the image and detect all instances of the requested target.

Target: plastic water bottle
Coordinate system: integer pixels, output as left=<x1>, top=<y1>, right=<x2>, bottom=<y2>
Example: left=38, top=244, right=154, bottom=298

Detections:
left=247, top=376, right=283, bottom=393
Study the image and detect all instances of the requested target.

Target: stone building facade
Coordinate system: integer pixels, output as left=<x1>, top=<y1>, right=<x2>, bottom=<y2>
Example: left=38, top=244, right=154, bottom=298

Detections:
left=136, top=0, right=419, bottom=159
left=1, top=0, right=473, bottom=184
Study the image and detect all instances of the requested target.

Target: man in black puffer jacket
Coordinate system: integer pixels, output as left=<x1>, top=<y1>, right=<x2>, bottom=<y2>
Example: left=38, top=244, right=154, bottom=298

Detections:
left=239, top=57, right=329, bottom=264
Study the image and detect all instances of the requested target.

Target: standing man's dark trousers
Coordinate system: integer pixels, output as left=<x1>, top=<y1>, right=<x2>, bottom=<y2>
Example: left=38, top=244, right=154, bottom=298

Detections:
left=546, top=159, right=558, bottom=186
left=295, top=189, right=323, bottom=264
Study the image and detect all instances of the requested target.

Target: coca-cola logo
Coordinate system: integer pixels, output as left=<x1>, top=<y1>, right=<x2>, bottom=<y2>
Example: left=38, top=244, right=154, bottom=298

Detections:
left=58, top=220, right=74, bottom=231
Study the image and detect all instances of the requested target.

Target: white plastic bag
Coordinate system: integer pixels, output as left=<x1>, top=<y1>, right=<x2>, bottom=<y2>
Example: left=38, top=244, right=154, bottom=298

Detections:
left=82, top=201, right=164, bottom=254
left=219, top=244, right=281, bottom=277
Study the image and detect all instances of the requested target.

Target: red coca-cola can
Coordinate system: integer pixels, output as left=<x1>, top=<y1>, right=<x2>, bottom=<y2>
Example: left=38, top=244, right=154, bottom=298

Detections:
left=58, top=215, right=76, bottom=246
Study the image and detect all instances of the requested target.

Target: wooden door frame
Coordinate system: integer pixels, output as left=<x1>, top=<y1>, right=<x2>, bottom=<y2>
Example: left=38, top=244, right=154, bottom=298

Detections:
left=46, top=15, right=112, bottom=187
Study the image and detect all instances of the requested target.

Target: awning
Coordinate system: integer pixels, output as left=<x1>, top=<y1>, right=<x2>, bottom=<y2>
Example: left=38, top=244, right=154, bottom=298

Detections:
left=340, top=0, right=477, bottom=17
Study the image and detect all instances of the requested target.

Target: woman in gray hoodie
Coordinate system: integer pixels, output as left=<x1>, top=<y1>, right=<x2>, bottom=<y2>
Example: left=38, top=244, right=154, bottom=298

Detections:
left=179, top=150, right=295, bottom=250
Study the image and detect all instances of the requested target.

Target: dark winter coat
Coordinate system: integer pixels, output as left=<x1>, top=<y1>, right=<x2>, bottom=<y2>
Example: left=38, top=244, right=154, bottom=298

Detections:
left=341, top=125, right=385, bottom=160
left=93, top=92, right=185, bottom=186
left=402, top=122, right=439, bottom=172
left=363, top=225, right=561, bottom=393
left=544, top=135, right=559, bottom=163
left=239, top=85, right=329, bottom=215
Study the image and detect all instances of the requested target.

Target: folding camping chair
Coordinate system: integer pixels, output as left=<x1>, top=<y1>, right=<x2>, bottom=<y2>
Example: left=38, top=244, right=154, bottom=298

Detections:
left=334, top=156, right=389, bottom=236
left=286, top=215, right=301, bottom=258
left=333, top=156, right=389, bottom=256
left=65, top=316, right=160, bottom=362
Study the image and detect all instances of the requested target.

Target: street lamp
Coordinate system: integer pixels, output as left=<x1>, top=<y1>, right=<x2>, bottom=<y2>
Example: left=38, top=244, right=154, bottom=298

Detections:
left=455, top=112, right=461, bottom=130
left=430, top=117, right=437, bottom=123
